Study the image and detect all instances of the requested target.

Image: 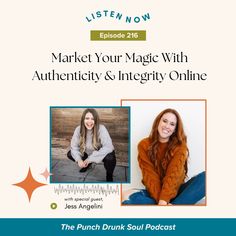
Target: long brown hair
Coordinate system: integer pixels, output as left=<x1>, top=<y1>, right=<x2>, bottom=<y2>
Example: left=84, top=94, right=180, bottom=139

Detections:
left=79, top=108, right=101, bottom=154
left=148, top=108, right=188, bottom=178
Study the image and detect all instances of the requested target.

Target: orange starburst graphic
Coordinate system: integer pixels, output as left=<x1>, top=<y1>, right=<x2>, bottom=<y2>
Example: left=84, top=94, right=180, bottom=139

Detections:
left=13, top=167, right=47, bottom=202
left=40, top=168, right=52, bottom=181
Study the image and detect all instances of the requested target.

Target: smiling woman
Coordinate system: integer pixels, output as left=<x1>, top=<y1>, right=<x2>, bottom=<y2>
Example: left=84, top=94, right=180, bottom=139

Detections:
left=67, top=108, right=116, bottom=182
left=157, top=112, right=177, bottom=143
left=122, top=108, right=205, bottom=205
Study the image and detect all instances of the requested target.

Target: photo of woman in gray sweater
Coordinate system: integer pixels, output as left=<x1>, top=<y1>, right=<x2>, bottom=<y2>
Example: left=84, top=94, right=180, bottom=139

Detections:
left=67, top=108, right=116, bottom=182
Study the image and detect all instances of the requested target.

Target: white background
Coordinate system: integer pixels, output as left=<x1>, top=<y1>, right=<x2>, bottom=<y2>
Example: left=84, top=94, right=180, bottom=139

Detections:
left=122, top=100, right=206, bottom=190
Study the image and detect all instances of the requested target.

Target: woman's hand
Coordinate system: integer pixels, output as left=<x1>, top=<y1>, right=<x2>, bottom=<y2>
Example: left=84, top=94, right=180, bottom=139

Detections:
left=158, top=200, right=168, bottom=206
left=77, top=160, right=86, bottom=168
left=83, top=159, right=90, bottom=167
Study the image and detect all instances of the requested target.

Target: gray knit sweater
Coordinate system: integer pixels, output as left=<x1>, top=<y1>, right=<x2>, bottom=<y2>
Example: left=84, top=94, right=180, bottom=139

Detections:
left=70, top=124, right=114, bottom=163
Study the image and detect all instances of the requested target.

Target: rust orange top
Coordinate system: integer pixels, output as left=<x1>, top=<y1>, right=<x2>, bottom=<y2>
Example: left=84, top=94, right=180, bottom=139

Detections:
left=138, top=137, right=188, bottom=203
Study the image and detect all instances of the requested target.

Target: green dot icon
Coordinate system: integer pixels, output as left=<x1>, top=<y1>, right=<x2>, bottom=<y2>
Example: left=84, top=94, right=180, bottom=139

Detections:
left=50, top=202, right=57, bottom=209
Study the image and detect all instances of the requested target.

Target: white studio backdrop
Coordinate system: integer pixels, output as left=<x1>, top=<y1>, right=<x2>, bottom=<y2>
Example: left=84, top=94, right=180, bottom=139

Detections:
left=122, top=100, right=206, bottom=190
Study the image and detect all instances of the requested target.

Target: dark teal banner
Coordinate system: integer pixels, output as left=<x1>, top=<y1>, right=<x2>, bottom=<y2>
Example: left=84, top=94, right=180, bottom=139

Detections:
left=0, top=218, right=235, bottom=235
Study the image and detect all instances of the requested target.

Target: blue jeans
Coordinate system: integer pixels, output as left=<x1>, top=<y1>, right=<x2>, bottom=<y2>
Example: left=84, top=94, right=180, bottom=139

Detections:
left=122, top=171, right=205, bottom=205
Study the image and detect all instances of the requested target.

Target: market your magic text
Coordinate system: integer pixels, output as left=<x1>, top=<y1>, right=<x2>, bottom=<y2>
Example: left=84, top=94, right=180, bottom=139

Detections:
left=32, top=51, right=207, bottom=83
left=49, top=51, right=188, bottom=65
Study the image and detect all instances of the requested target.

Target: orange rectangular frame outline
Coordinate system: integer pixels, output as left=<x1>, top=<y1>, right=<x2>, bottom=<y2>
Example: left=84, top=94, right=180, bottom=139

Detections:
left=119, top=98, right=207, bottom=207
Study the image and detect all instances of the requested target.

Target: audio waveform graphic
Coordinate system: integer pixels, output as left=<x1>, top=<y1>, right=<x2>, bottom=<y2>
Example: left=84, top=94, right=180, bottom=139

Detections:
left=54, top=184, right=120, bottom=196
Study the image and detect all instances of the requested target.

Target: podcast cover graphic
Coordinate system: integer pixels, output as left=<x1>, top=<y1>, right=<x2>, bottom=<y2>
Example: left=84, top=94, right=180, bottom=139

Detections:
left=1, top=0, right=236, bottom=235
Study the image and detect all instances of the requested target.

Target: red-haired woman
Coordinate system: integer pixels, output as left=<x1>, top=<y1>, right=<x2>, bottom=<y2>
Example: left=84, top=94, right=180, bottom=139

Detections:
left=67, top=108, right=116, bottom=182
left=123, top=108, right=205, bottom=205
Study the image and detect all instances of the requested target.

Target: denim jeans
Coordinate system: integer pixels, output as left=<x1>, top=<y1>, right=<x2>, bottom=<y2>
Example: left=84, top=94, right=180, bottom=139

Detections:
left=122, top=171, right=205, bottom=205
